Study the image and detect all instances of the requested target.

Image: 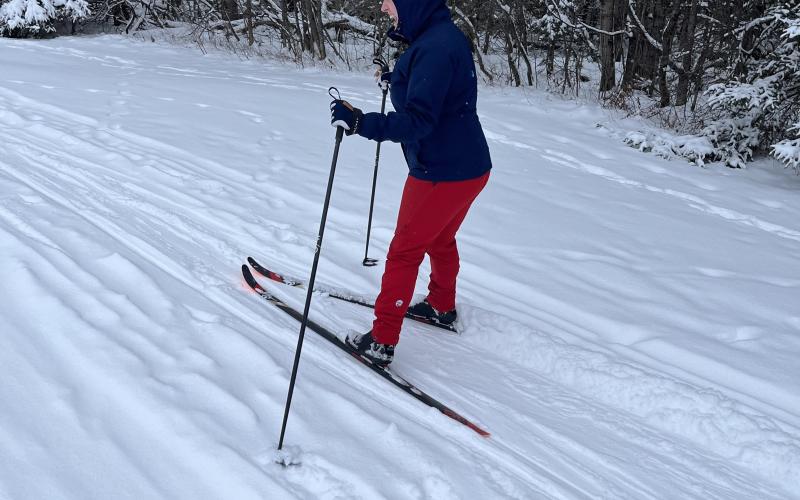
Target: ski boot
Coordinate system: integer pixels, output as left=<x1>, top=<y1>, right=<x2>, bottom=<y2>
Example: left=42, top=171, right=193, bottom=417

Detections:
left=406, top=298, right=457, bottom=328
left=346, top=330, right=395, bottom=367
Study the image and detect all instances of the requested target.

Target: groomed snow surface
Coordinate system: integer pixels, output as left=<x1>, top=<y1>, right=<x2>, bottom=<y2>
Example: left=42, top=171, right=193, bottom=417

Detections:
left=1, top=35, right=799, bottom=499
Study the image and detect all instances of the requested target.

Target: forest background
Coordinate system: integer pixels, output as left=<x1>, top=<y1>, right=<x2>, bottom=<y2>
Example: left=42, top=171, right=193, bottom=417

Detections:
left=1, top=0, right=799, bottom=172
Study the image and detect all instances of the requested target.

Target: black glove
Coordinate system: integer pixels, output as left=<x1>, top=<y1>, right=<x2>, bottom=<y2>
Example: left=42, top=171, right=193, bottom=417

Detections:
left=330, top=99, right=363, bottom=136
left=373, top=57, right=391, bottom=91
left=376, top=71, right=392, bottom=91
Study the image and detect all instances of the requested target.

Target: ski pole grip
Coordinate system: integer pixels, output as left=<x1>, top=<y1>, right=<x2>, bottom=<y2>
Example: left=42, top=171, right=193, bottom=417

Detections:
left=329, top=87, right=347, bottom=138
left=373, top=57, right=390, bottom=73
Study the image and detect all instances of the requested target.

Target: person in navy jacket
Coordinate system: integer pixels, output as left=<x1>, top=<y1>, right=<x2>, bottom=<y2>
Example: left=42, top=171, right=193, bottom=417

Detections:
left=331, top=0, right=492, bottom=366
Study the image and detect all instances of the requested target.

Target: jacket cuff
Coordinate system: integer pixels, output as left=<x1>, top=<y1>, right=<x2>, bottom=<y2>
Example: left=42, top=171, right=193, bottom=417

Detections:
left=357, top=112, right=384, bottom=141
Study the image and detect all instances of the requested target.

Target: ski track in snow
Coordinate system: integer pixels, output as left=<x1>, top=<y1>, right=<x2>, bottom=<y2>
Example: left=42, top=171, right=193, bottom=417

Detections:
left=538, top=149, right=800, bottom=243
left=1, top=35, right=799, bottom=499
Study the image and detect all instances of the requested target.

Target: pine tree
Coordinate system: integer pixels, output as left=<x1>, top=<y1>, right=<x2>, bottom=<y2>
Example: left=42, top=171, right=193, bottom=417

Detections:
left=704, top=0, right=800, bottom=170
left=0, top=0, right=89, bottom=37
left=769, top=4, right=800, bottom=171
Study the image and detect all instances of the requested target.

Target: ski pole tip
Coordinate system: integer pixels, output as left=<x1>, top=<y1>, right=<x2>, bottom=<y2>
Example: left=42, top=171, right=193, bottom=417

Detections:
left=272, top=444, right=303, bottom=468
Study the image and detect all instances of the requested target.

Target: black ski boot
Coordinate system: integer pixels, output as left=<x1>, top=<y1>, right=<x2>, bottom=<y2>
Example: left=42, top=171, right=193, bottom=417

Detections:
left=346, top=330, right=395, bottom=367
left=406, top=299, right=457, bottom=327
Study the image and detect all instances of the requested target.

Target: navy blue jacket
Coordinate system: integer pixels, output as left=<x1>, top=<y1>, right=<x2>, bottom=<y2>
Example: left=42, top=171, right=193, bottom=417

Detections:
left=357, top=0, right=492, bottom=182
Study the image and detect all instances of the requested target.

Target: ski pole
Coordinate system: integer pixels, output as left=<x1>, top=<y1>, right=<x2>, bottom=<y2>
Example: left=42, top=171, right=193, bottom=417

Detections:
left=277, top=87, right=345, bottom=452
left=362, top=57, right=390, bottom=267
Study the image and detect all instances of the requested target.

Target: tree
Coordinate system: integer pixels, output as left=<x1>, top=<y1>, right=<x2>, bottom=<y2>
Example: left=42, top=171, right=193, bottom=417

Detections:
left=769, top=5, right=800, bottom=171
left=598, top=0, right=625, bottom=91
left=0, top=0, right=89, bottom=37
left=705, top=0, right=800, bottom=169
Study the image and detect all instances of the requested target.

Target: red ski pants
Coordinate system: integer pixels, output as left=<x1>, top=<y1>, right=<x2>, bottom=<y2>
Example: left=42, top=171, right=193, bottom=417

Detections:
left=372, top=171, right=490, bottom=345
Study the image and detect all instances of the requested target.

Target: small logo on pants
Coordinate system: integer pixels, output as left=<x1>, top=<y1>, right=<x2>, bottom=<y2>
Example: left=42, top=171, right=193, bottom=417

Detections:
left=395, top=300, right=404, bottom=308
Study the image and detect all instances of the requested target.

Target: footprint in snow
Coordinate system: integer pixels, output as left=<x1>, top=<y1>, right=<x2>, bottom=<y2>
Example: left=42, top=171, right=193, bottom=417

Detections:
left=258, top=131, right=284, bottom=145
left=19, top=194, right=44, bottom=204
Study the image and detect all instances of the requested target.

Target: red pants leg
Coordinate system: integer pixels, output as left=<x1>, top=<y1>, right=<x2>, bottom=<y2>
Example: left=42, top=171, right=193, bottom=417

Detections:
left=425, top=203, right=472, bottom=312
left=372, top=172, right=489, bottom=344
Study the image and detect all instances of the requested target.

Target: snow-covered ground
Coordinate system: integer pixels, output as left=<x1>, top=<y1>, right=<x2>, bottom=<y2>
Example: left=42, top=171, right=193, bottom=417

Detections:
left=1, top=35, right=799, bottom=499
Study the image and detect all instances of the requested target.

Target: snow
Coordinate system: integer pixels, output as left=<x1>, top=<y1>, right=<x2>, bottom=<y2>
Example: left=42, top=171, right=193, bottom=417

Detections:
left=1, top=35, right=799, bottom=499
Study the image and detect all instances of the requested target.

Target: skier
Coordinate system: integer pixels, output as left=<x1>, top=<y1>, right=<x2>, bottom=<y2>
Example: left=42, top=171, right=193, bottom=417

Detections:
left=330, top=0, right=492, bottom=366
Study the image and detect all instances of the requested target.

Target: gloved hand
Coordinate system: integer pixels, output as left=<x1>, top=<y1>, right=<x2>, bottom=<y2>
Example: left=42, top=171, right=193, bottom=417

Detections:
left=330, top=99, right=363, bottom=136
left=375, top=68, right=392, bottom=91
left=373, top=57, right=391, bottom=91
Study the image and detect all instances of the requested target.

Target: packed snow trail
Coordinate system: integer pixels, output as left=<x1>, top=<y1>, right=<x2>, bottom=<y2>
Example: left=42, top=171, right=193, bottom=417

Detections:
left=1, top=35, right=798, bottom=499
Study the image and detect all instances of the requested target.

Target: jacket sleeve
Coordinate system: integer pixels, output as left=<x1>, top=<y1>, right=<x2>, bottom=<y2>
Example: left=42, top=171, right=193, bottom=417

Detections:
left=357, top=48, right=454, bottom=143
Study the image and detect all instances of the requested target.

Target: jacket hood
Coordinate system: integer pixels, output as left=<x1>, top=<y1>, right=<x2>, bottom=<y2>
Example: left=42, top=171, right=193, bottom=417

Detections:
left=388, top=0, right=451, bottom=43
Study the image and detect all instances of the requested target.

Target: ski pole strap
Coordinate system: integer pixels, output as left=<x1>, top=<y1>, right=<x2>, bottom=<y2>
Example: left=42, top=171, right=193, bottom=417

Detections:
left=373, top=57, right=390, bottom=73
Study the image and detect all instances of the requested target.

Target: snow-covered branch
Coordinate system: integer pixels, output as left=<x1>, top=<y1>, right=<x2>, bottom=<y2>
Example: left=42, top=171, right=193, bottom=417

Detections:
left=627, top=0, right=662, bottom=51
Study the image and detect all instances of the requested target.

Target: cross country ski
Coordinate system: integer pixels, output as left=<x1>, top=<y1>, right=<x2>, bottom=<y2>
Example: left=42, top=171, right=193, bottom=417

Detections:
left=247, top=257, right=458, bottom=333
left=241, top=263, right=489, bottom=437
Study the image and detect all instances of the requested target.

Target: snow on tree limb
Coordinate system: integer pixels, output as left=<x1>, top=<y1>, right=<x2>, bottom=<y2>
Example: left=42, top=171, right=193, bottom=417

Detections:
left=627, top=0, right=663, bottom=51
left=0, top=0, right=89, bottom=35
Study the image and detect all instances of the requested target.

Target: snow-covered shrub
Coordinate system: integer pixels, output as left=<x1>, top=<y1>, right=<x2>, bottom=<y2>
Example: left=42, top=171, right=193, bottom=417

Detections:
left=701, top=1, right=799, bottom=171
left=772, top=122, right=800, bottom=173
left=624, top=130, right=715, bottom=167
left=699, top=114, right=761, bottom=169
left=0, top=0, right=89, bottom=37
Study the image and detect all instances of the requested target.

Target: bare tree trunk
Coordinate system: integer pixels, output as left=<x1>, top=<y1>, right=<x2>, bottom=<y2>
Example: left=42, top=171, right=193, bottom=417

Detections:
left=297, top=0, right=326, bottom=59
left=675, top=0, right=699, bottom=106
left=599, top=0, right=617, bottom=91
left=575, top=45, right=584, bottom=97
left=492, top=0, right=532, bottom=86
left=563, top=29, right=573, bottom=93
left=513, top=2, right=534, bottom=85
left=309, top=0, right=326, bottom=60
left=546, top=39, right=556, bottom=77
left=244, top=0, right=254, bottom=46
left=658, top=1, right=681, bottom=107
left=454, top=7, right=493, bottom=82
left=614, top=0, right=627, bottom=62
left=505, top=32, right=521, bottom=86
left=622, top=0, right=648, bottom=89
left=219, top=0, right=238, bottom=21
left=623, top=0, right=664, bottom=92
left=297, top=2, right=310, bottom=52
left=280, top=0, right=291, bottom=48
left=482, top=5, right=492, bottom=55
left=647, top=0, right=667, bottom=96
left=690, top=20, right=712, bottom=111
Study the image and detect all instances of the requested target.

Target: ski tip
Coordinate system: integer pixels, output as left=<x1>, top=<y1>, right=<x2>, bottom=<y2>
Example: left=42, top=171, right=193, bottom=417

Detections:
left=247, top=257, right=287, bottom=284
left=241, top=264, right=258, bottom=288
